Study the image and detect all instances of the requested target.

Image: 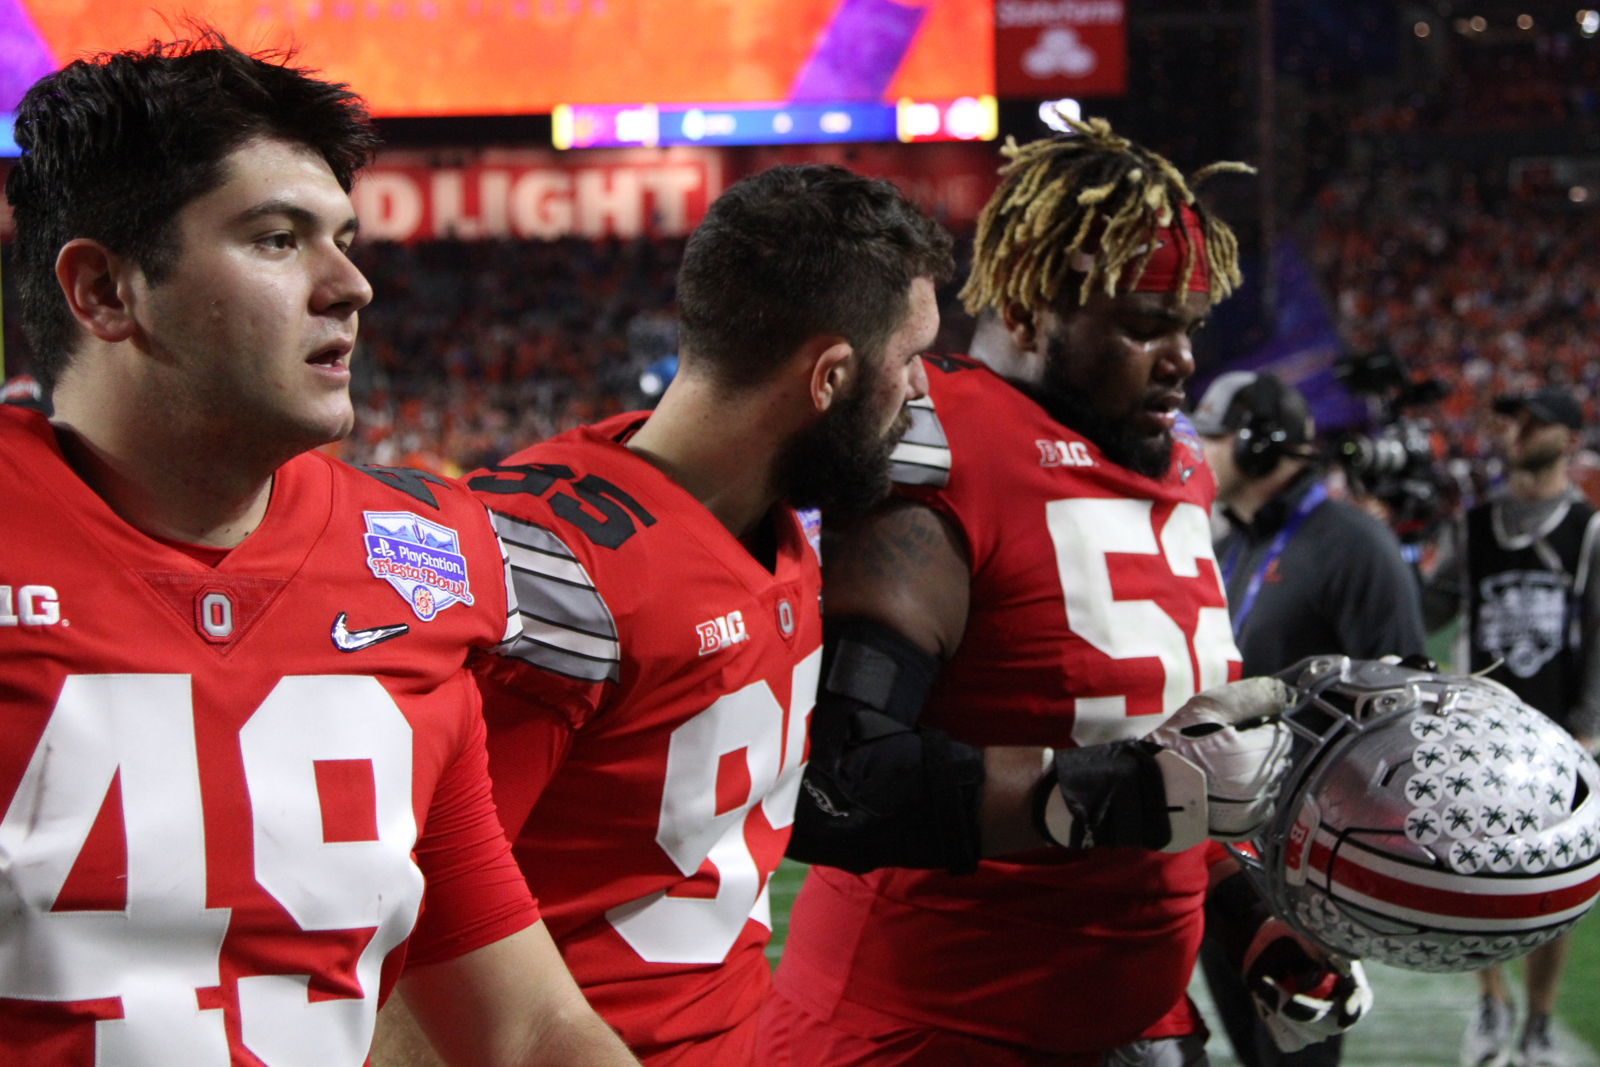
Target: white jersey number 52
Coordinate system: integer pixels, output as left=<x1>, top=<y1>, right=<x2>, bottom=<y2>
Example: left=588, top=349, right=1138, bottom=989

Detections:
left=1046, top=498, right=1239, bottom=746
left=0, top=674, right=421, bottom=1067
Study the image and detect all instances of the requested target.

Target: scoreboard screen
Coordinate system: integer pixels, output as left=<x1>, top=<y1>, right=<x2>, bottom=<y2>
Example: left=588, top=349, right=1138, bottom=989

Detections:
left=0, top=0, right=992, bottom=117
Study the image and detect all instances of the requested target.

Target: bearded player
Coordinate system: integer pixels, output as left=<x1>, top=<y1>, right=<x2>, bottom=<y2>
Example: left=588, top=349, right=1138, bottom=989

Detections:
left=763, top=119, right=1371, bottom=1065
left=0, top=35, right=637, bottom=1067
left=457, top=166, right=952, bottom=1065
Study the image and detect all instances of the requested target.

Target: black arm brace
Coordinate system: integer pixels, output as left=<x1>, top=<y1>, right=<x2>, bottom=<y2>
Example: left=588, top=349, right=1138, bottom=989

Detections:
left=1029, top=741, right=1172, bottom=851
left=786, top=617, right=986, bottom=875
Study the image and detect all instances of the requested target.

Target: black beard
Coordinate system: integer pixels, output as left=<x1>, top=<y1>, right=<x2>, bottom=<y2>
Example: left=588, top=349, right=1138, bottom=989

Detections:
left=1021, top=335, right=1173, bottom=480
left=772, top=377, right=911, bottom=518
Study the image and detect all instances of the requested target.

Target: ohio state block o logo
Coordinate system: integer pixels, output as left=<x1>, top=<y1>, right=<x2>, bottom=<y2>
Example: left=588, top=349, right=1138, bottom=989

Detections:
left=197, top=590, right=235, bottom=641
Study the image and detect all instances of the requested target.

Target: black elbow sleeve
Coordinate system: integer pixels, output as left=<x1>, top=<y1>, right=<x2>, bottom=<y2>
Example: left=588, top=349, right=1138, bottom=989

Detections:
left=786, top=618, right=986, bottom=875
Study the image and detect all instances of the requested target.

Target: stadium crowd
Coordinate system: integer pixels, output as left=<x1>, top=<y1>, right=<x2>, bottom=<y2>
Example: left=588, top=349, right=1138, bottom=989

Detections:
left=1308, top=159, right=1600, bottom=499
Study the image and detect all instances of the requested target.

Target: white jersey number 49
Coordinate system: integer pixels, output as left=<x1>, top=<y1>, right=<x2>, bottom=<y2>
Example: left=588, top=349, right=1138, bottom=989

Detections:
left=607, top=647, right=821, bottom=965
left=0, top=674, right=422, bottom=1067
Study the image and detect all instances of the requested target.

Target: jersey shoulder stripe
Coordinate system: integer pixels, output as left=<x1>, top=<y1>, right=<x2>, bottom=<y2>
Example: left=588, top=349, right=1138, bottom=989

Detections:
left=888, top=395, right=951, bottom=488
left=491, top=511, right=621, bottom=683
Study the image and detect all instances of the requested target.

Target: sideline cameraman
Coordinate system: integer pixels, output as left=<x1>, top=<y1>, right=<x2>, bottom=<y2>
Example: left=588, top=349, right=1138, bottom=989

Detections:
left=1422, top=385, right=1599, bottom=1067
left=1194, top=371, right=1425, bottom=1067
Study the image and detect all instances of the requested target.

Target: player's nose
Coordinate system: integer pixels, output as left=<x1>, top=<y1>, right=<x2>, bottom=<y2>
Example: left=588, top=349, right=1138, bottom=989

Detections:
left=315, top=246, right=374, bottom=316
left=1153, top=329, right=1195, bottom=383
left=906, top=354, right=930, bottom=402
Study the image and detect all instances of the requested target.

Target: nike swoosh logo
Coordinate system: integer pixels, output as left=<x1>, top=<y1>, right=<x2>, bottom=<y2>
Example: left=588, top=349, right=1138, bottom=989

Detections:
left=331, top=612, right=409, bottom=652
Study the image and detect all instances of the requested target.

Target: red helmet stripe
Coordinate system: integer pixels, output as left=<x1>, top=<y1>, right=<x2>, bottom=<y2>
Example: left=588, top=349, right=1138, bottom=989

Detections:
left=1309, top=839, right=1600, bottom=923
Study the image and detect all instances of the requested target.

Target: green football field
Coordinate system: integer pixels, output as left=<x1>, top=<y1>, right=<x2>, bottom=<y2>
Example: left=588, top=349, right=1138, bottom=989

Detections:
left=1557, top=907, right=1600, bottom=1048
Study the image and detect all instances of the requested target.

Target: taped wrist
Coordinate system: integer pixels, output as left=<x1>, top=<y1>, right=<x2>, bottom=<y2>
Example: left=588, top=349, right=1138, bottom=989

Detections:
left=788, top=617, right=985, bottom=875
left=1205, top=870, right=1275, bottom=972
left=1030, top=741, right=1171, bottom=850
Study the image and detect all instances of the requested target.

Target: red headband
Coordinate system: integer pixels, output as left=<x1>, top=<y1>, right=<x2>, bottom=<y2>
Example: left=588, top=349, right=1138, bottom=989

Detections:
left=1071, top=202, right=1212, bottom=295
left=1129, top=202, right=1211, bottom=294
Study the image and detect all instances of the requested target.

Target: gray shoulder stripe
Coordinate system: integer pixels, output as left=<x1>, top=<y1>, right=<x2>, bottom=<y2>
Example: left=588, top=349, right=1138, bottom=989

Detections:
left=889, top=395, right=950, bottom=488
left=507, top=544, right=594, bottom=588
left=888, top=459, right=951, bottom=488
left=510, top=565, right=616, bottom=633
left=504, top=637, right=620, bottom=683
left=517, top=603, right=617, bottom=643
left=509, top=579, right=618, bottom=668
left=491, top=512, right=580, bottom=560
left=897, top=402, right=949, bottom=449
left=490, top=510, right=621, bottom=681
left=514, top=615, right=619, bottom=661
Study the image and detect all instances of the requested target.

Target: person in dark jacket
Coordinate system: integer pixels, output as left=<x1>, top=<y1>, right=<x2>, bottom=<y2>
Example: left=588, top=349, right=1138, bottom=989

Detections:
left=1193, top=371, right=1426, bottom=1067
left=1423, top=385, right=1599, bottom=1067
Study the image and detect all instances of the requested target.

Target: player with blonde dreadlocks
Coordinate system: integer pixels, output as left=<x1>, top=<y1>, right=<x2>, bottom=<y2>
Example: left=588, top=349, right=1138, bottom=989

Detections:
left=965, top=114, right=1249, bottom=316
left=763, top=119, right=1368, bottom=1067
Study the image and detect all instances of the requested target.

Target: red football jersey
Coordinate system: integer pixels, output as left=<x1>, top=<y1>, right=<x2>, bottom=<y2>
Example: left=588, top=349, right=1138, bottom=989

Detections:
left=773, top=356, right=1242, bottom=1054
left=0, top=406, right=537, bottom=1067
left=469, top=414, right=823, bottom=1062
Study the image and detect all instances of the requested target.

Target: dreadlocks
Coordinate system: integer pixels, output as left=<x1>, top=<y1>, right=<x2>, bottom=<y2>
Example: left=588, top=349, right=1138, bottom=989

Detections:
left=960, top=114, right=1253, bottom=316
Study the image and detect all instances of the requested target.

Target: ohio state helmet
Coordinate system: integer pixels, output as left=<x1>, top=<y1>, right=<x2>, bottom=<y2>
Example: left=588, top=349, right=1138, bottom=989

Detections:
left=1244, top=656, right=1600, bottom=973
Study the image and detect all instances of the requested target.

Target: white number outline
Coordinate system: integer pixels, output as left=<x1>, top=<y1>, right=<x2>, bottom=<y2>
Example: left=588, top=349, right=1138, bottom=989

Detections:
left=0, top=674, right=423, bottom=1067
left=1045, top=498, right=1239, bottom=745
left=606, top=647, right=820, bottom=965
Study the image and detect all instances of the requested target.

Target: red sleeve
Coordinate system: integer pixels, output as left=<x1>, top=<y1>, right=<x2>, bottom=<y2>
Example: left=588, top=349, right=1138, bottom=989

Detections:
left=404, top=700, right=541, bottom=969
left=475, top=665, right=583, bottom=841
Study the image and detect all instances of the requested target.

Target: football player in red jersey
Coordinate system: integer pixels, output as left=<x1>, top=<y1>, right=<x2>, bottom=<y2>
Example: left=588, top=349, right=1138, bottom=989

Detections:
left=0, top=34, right=636, bottom=1067
left=450, top=166, right=953, bottom=1066
left=763, top=118, right=1369, bottom=1065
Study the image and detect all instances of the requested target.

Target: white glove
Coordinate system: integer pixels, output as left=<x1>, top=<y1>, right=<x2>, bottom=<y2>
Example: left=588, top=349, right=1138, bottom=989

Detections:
left=1149, top=677, right=1296, bottom=850
left=1244, top=920, right=1373, bottom=1053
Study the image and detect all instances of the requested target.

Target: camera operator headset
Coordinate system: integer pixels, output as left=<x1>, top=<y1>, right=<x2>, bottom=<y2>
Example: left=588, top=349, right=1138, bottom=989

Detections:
left=1194, top=370, right=1426, bottom=1067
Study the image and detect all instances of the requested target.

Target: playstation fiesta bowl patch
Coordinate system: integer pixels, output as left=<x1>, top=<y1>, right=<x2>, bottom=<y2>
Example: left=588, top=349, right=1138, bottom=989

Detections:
left=363, top=511, right=474, bottom=621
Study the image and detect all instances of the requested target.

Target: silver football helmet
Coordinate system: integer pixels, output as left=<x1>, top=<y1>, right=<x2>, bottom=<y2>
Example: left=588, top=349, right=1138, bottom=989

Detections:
left=1241, top=656, right=1600, bottom=972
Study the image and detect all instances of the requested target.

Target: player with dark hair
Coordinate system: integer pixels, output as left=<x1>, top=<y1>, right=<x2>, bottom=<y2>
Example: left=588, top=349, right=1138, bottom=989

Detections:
left=0, top=33, right=636, bottom=1067
left=763, top=118, right=1367, bottom=1066
left=428, top=164, right=951, bottom=1066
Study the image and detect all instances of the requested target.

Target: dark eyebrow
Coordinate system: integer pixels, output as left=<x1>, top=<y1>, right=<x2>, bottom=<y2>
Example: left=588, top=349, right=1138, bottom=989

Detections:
left=232, top=197, right=360, bottom=237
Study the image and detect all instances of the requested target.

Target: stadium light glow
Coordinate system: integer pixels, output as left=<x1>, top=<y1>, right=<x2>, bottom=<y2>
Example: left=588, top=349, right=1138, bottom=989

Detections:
left=1415, top=20, right=1431, bottom=37
left=1571, top=186, right=1590, bottom=203
left=1517, top=13, right=1534, bottom=29
left=1039, top=99, right=1083, bottom=132
left=1580, top=9, right=1600, bottom=35
left=1469, top=15, right=1487, bottom=31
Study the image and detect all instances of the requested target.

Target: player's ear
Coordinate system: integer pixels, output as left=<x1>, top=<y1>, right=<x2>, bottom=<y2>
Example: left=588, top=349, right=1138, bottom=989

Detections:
left=55, top=239, right=140, bottom=345
left=806, top=338, right=855, bottom=415
left=1002, top=302, right=1040, bottom=353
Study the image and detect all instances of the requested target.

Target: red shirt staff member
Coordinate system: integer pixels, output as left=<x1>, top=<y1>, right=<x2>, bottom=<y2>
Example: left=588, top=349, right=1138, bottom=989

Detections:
left=0, top=33, right=636, bottom=1067
left=764, top=118, right=1369, bottom=1067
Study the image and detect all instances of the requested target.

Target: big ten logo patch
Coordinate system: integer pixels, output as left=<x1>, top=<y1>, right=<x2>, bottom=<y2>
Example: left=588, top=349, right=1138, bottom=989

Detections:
left=1037, top=439, right=1094, bottom=468
left=0, top=584, right=61, bottom=626
left=697, top=610, right=748, bottom=656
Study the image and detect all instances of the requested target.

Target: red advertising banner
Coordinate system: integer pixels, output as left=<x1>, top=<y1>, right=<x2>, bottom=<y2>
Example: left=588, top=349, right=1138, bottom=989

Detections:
left=2, top=143, right=1001, bottom=245
left=353, top=147, right=724, bottom=242
left=726, top=142, right=1002, bottom=227
left=994, top=0, right=1127, bottom=99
